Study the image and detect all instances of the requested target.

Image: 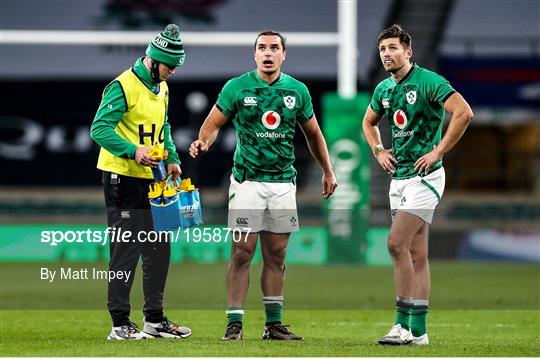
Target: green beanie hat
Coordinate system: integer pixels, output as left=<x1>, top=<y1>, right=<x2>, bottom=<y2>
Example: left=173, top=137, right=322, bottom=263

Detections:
left=146, top=24, right=185, bottom=67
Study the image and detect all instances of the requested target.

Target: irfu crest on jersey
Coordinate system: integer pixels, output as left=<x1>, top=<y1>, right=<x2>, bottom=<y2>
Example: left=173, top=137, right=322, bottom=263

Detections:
left=406, top=91, right=416, bottom=105
left=283, top=96, right=296, bottom=109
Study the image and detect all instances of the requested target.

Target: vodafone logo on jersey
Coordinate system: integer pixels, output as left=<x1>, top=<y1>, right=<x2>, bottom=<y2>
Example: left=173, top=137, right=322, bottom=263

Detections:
left=261, top=111, right=281, bottom=130
left=393, top=110, right=408, bottom=129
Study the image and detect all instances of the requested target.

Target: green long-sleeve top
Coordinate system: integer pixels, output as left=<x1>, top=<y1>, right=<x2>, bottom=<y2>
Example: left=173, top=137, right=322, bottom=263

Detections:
left=90, top=57, right=180, bottom=165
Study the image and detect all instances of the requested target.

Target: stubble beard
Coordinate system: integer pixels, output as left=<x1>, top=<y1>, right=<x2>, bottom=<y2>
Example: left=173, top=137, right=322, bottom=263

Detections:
left=388, top=62, right=405, bottom=75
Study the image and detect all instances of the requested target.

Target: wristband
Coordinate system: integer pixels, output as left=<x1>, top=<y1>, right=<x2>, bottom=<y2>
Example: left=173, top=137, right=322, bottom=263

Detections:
left=373, top=144, right=385, bottom=157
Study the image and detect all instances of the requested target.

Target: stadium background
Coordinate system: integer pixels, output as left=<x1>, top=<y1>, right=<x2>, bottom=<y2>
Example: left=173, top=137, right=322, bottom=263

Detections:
left=1, top=0, right=539, bottom=356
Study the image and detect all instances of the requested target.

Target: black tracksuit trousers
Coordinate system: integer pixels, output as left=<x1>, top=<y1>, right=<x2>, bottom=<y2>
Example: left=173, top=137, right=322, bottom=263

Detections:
left=102, top=171, right=170, bottom=327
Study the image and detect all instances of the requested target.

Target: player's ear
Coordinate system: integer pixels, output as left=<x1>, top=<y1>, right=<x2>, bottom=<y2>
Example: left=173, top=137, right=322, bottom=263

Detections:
left=282, top=49, right=287, bottom=61
left=406, top=46, right=413, bottom=59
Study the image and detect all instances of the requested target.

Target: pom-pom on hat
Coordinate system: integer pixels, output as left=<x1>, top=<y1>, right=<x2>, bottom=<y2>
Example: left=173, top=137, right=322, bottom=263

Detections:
left=146, top=24, right=185, bottom=67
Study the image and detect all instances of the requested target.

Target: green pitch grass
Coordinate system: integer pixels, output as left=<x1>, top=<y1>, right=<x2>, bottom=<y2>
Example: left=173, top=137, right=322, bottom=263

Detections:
left=1, top=309, right=538, bottom=356
left=1, top=261, right=539, bottom=356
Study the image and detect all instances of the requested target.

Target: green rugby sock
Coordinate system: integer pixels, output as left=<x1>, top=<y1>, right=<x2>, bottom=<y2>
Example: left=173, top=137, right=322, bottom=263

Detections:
left=263, top=296, right=283, bottom=325
left=395, top=296, right=413, bottom=330
left=411, top=300, right=429, bottom=336
left=226, top=307, right=244, bottom=324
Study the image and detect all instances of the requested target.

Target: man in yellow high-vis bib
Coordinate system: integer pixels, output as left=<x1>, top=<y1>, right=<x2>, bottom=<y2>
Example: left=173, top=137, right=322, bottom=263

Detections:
left=91, top=24, right=191, bottom=340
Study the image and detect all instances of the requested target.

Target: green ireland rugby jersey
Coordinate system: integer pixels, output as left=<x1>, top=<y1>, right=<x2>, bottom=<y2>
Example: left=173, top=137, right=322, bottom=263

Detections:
left=216, top=70, right=313, bottom=182
left=370, top=64, right=455, bottom=179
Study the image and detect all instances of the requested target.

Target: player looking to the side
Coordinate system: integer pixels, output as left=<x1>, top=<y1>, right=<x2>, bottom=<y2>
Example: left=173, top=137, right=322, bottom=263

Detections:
left=362, top=24, right=473, bottom=345
left=189, top=30, right=338, bottom=341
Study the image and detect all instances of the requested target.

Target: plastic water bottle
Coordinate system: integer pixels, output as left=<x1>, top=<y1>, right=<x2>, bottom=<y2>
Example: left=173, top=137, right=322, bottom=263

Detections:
left=148, top=145, right=168, bottom=182
left=152, top=161, right=167, bottom=182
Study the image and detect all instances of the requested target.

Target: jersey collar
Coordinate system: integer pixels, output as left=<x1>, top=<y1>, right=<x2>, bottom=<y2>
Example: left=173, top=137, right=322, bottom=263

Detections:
left=253, top=70, right=282, bottom=86
left=392, top=63, right=417, bottom=85
left=132, top=57, right=160, bottom=94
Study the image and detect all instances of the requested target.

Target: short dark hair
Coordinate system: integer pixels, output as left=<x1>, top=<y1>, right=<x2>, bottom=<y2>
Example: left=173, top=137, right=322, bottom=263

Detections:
left=254, top=30, right=286, bottom=51
left=377, top=24, right=412, bottom=48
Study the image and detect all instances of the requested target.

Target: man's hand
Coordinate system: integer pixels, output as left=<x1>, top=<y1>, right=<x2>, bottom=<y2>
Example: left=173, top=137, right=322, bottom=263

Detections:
left=322, top=171, right=338, bottom=199
left=376, top=149, right=397, bottom=174
left=135, top=147, right=158, bottom=167
left=167, top=163, right=182, bottom=181
left=414, top=148, right=443, bottom=175
left=189, top=139, right=209, bottom=158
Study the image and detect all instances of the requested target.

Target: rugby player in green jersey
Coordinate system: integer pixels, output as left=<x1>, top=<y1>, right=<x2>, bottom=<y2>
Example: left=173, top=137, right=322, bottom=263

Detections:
left=189, top=31, right=338, bottom=340
left=362, top=24, right=473, bottom=345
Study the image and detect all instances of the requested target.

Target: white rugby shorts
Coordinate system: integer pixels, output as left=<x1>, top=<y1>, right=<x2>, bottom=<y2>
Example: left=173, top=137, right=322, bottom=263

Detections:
left=227, top=175, right=299, bottom=233
left=389, top=167, right=445, bottom=224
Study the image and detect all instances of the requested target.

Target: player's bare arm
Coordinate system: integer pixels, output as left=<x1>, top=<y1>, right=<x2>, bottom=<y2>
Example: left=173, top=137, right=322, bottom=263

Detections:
left=362, top=105, right=397, bottom=173
left=299, top=116, right=338, bottom=199
left=189, top=105, right=229, bottom=158
left=414, top=92, right=473, bottom=173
